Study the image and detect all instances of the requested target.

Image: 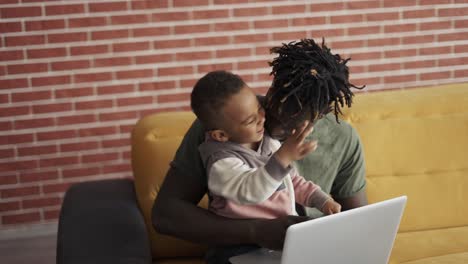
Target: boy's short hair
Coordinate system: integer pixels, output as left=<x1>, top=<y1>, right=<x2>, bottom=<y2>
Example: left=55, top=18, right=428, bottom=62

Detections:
left=191, top=70, right=246, bottom=130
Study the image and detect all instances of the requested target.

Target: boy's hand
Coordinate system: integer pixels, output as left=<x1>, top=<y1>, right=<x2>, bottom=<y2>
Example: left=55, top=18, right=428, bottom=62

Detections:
left=321, top=199, right=342, bottom=215
left=274, top=121, right=317, bottom=168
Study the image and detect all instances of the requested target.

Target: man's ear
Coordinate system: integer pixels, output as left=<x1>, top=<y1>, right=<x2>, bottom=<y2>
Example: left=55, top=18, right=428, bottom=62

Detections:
left=209, top=130, right=229, bottom=142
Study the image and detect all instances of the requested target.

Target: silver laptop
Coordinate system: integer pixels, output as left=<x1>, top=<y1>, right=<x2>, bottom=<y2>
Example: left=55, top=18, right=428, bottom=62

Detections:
left=230, top=196, right=407, bottom=264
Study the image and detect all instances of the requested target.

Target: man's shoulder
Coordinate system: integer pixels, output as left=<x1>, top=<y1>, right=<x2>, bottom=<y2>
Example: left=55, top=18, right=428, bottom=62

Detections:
left=316, top=114, right=358, bottom=141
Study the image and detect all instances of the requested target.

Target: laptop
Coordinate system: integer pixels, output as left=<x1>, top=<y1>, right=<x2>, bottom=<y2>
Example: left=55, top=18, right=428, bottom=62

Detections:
left=230, top=196, right=407, bottom=264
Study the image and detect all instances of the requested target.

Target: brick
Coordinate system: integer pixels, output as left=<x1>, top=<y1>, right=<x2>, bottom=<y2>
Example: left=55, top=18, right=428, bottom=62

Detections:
left=25, top=19, right=65, bottom=31
left=420, top=21, right=452, bottom=31
left=420, top=0, right=450, bottom=4
left=40, top=156, right=79, bottom=168
left=117, top=96, right=153, bottom=107
left=68, top=17, right=107, bottom=28
left=7, top=63, right=48, bottom=75
left=348, top=26, right=381, bottom=36
left=351, top=77, right=381, bottom=86
left=180, top=78, right=198, bottom=89
left=23, top=197, right=62, bottom=209
left=158, top=66, right=193, bottom=76
left=119, top=124, right=135, bottom=134
left=37, top=130, right=77, bottom=141
left=455, top=19, right=468, bottom=29
left=384, top=49, right=417, bottom=58
left=404, top=60, right=436, bottom=69
left=78, top=126, right=117, bottom=137
left=42, top=182, right=73, bottom=194
left=97, top=84, right=134, bottom=95
left=91, top=29, right=129, bottom=40
left=112, top=41, right=150, bottom=52
left=82, top=152, right=119, bottom=163
left=368, top=37, right=400, bottom=47
left=12, top=91, right=51, bottom=103
left=74, top=72, right=113, bottom=83
left=102, top=163, right=132, bottom=174
left=402, top=35, right=434, bottom=44
left=157, top=93, right=190, bottom=103
left=198, top=63, right=234, bottom=73
left=366, top=12, right=399, bottom=22
left=0, top=22, right=22, bottom=33
left=173, top=0, right=208, bottom=7
left=111, top=14, right=149, bottom=25
left=55, top=87, right=93, bottom=99
left=46, top=4, right=84, bottom=15
left=15, top=117, right=55, bottom=130
left=62, top=166, right=100, bottom=178
left=0, top=106, right=30, bottom=117
left=234, top=33, right=270, bottom=44
left=0, top=121, right=12, bottom=131
left=439, top=33, right=468, bottom=42
left=20, top=170, right=59, bottom=183
left=70, top=44, right=109, bottom=56
left=0, top=134, right=34, bottom=145
left=75, top=99, right=113, bottom=110
left=455, top=69, right=468, bottom=78
left=216, top=48, right=251, bottom=58
left=214, top=0, right=249, bottom=3
left=138, top=80, right=176, bottom=91
left=132, top=26, right=170, bottom=37
left=273, top=31, right=308, bottom=41
left=420, top=71, right=450, bottom=81
left=455, top=44, right=468, bottom=53
left=154, top=39, right=192, bottom=49
left=234, top=7, right=269, bottom=17
left=51, top=60, right=90, bottom=71
left=32, top=75, right=71, bottom=87
left=0, top=6, right=41, bottom=18
left=419, top=46, right=451, bottom=56
left=48, top=32, right=87, bottom=43
left=238, top=60, right=268, bottom=70
left=310, top=28, right=343, bottom=38
left=272, top=4, right=306, bottom=15
left=176, top=51, right=211, bottom=61
left=331, top=40, right=366, bottom=50
left=152, top=11, right=190, bottom=22
left=1, top=186, right=40, bottom=198
left=0, top=50, right=23, bottom=61
left=439, top=7, right=468, bottom=17
left=439, top=57, right=468, bottom=67
left=116, top=69, right=154, bottom=80
left=403, top=9, right=435, bottom=19
left=0, top=148, right=14, bottom=159
left=0, top=174, right=18, bottom=185
left=5, top=35, right=45, bottom=47
left=131, top=0, right=168, bottom=9
left=27, top=47, right=67, bottom=59
left=347, top=1, right=380, bottom=9
left=310, top=2, right=345, bottom=11
left=0, top=78, right=27, bottom=89
left=193, top=9, right=229, bottom=19
left=383, top=0, right=417, bottom=7
left=135, top=54, right=173, bottom=64
left=102, top=138, right=130, bottom=148
left=254, top=19, right=288, bottom=29
left=32, top=103, right=72, bottom=114
left=215, top=21, right=250, bottom=31
left=60, top=141, right=99, bottom=153
left=368, top=63, right=401, bottom=72
left=99, top=110, right=138, bottom=121
left=194, top=36, right=230, bottom=47
left=89, top=2, right=127, bottom=12
left=291, top=17, right=326, bottom=27
left=174, top=24, right=210, bottom=34
left=57, top=114, right=96, bottom=125
left=44, top=209, right=61, bottom=220
left=384, top=74, right=417, bottom=83
left=384, top=23, right=417, bottom=33
left=2, top=212, right=41, bottom=225
left=331, top=14, right=363, bottom=24
left=0, top=201, right=20, bottom=212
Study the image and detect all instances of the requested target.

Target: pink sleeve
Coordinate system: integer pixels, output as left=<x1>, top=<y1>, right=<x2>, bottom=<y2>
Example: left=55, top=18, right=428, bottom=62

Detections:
left=291, top=172, right=331, bottom=210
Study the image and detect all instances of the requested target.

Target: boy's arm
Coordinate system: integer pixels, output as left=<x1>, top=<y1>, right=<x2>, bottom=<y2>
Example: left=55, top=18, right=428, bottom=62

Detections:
left=208, top=156, right=290, bottom=205
left=290, top=174, right=332, bottom=210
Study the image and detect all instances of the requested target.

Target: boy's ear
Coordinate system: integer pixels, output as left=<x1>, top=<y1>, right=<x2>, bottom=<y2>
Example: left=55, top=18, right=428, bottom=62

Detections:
left=209, top=130, right=229, bottom=142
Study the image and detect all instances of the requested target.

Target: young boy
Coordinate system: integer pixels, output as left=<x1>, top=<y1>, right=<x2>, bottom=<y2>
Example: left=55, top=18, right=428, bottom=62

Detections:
left=191, top=70, right=341, bottom=221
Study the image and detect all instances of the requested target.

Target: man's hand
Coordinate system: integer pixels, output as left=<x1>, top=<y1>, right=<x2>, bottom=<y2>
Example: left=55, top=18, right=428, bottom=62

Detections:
left=274, top=121, right=317, bottom=168
left=251, top=215, right=312, bottom=250
left=321, top=199, right=342, bottom=215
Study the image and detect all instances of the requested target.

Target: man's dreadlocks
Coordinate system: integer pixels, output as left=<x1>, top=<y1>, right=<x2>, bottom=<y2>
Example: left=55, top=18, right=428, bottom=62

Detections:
left=266, top=38, right=365, bottom=125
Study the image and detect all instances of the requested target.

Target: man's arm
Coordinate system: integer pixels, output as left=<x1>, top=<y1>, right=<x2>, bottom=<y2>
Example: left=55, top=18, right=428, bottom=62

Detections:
left=152, top=166, right=310, bottom=250
left=334, top=189, right=367, bottom=211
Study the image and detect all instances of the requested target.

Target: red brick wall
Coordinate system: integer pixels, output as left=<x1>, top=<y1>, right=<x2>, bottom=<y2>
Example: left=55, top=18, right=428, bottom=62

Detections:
left=1, top=0, right=467, bottom=229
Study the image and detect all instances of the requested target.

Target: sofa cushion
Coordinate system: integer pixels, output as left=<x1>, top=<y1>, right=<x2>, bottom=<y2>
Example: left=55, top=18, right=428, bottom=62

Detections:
left=398, top=252, right=468, bottom=264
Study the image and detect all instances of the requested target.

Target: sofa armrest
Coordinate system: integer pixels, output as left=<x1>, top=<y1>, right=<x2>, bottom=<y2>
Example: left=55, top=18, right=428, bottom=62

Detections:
left=56, top=179, right=152, bottom=264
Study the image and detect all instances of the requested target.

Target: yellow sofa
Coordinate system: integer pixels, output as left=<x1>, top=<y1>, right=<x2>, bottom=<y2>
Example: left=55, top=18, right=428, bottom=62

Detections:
left=131, top=82, right=468, bottom=264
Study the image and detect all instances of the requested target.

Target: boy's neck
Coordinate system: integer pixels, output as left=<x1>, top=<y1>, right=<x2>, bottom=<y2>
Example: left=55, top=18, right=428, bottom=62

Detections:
left=241, top=141, right=260, bottom=151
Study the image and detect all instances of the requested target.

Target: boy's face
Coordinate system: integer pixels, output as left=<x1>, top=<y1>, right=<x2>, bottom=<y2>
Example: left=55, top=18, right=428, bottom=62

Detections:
left=218, top=85, right=265, bottom=145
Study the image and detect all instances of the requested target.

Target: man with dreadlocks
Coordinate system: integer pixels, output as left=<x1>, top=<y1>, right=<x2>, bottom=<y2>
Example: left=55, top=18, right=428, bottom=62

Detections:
left=153, top=38, right=367, bottom=263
